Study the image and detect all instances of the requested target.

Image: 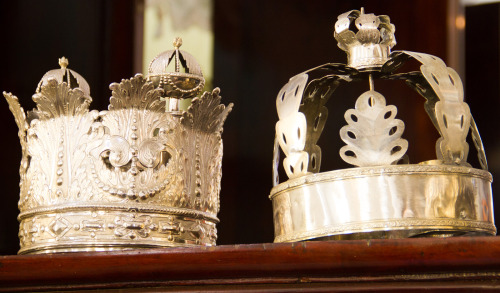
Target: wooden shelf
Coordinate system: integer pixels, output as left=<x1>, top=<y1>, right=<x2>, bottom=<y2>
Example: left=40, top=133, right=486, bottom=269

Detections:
left=1, top=236, right=500, bottom=292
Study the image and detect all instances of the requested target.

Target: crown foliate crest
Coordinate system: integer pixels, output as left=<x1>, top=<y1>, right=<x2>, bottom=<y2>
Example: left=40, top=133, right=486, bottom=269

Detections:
left=4, top=39, right=232, bottom=254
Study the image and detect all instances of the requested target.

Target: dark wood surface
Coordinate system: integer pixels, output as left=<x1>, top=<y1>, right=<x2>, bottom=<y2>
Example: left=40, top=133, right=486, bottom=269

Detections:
left=1, top=236, right=500, bottom=292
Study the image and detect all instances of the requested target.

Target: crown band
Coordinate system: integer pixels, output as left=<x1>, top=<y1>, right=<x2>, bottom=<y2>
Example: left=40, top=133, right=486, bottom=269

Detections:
left=271, top=164, right=495, bottom=242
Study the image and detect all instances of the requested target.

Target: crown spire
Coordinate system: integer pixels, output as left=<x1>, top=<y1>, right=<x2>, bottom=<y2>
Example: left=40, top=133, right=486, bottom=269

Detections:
left=58, top=57, right=68, bottom=69
left=173, top=37, right=182, bottom=73
left=147, top=37, right=205, bottom=108
left=334, top=9, right=396, bottom=70
left=173, top=37, right=183, bottom=50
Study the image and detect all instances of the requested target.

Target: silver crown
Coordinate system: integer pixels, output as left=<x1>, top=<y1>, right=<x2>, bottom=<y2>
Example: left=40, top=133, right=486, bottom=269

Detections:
left=271, top=9, right=495, bottom=242
left=4, top=39, right=232, bottom=254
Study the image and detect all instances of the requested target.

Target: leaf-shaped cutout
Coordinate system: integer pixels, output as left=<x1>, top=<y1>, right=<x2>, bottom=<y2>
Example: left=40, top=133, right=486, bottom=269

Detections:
left=276, top=112, right=307, bottom=157
left=283, top=151, right=309, bottom=179
left=434, top=100, right=471, bottom=165
left=276, top=74, right=308, bottom=119
left=339, top=90, right=408, bottom=167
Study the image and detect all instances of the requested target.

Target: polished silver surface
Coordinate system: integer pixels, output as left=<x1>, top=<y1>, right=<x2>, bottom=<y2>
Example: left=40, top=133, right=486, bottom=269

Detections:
left=271, top=164, right=495, bottom=242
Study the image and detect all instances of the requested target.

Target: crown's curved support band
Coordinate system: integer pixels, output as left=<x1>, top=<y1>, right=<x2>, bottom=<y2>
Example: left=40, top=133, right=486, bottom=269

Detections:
left=275, top=50, right=489, bottom=184
left=274, top=65, right=351, bottom=184
left=383, top=51, right=488, bottom=170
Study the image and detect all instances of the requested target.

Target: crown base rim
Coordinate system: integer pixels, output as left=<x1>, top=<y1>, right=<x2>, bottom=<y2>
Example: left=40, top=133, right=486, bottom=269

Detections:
left=271, top=164, right=495, bottom=242
left=274, top=219, right=496, bottom=243
left=18, top=205, right=218, bottom=254
left=19, top=240, right=211, bottom=255
left=271, top=164, right=492, bottom=196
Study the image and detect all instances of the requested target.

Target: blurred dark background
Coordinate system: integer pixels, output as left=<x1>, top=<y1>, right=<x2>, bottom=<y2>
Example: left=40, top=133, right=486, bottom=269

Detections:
left=0, top=0, right=498, bottom=254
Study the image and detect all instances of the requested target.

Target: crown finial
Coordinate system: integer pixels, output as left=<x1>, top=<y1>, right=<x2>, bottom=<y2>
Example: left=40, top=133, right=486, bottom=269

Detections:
left=147, top=38, right=205, bottom=105
left=173, top=37, right=183, bottom=50
left=334, top=9, right=396, bottom=70
left=58, top=57, right=68, bottom=70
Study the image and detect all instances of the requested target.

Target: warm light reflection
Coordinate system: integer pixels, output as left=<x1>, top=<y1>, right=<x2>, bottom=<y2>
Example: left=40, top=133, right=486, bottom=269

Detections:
left=456, top=15, right=466, bottom=30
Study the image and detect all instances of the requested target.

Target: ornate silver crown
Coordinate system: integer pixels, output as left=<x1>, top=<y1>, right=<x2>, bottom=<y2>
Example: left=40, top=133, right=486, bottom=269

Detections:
left=4, top=39, right=232, bottom=254
left=271, top=9, right=496, bottom=242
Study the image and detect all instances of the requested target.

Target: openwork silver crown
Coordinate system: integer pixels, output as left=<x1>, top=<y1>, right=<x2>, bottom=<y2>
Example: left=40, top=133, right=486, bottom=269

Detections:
left=271, top=9, right=495, bottom=242
left=4, top=39, right=232, bottom=254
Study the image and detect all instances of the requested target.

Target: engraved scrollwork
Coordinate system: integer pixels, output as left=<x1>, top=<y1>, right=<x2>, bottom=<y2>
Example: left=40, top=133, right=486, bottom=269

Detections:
left=113, top=214, right=154, bottom=239
left=109, top=74, right=165, bottom=112
left=87, top=74, right=177, bottom=201
left=158, top=216, right=181, bottom=235
left=17, top=210, right=218, bottom=253
left=13, top=80, right=99, bottom=209
left=31, top=78, right=92, bottom=119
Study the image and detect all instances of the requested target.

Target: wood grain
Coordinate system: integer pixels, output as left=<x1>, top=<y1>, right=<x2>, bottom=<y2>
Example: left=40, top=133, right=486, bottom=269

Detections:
left=1, top=237, right=500, bottom=292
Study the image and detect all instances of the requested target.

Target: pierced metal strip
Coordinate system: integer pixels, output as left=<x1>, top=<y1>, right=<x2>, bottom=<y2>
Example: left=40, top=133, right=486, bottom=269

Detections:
left=300, top=75, right=343, bottom=173
left=272, top=136, right=280, bottom=187
left=385, top=51, right=474, bottom=167
left=274, top=64, right=351, bottom=182
left=470, top=116, right=488, bottom=170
